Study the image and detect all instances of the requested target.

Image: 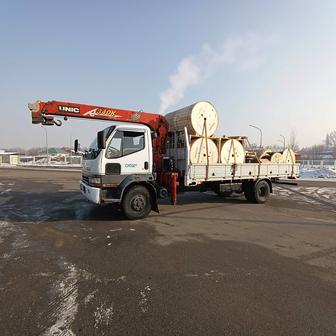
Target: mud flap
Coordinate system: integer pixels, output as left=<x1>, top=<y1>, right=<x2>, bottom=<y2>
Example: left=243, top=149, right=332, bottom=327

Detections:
left=150, top=190, right=159, bottom=213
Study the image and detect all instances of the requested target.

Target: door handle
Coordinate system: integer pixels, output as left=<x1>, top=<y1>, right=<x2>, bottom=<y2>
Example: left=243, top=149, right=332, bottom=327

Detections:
left=144, top=161, right=149, bottom=169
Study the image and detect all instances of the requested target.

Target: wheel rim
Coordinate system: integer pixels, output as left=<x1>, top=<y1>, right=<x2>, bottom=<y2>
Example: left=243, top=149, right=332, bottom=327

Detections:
left=131, top=195, right=146, bottom=212
left=258, top=186, right=266, bottom=197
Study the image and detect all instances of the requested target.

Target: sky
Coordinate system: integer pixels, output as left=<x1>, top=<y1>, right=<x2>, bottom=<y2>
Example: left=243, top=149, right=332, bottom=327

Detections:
left=0, top=0, right=335, bottom=149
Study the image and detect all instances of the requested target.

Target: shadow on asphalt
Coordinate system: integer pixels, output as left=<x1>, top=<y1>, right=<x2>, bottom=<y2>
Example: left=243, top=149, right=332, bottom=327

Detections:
left=1, top=190, right=335, bottom=229
left=0, top=189, right=249, bottom=223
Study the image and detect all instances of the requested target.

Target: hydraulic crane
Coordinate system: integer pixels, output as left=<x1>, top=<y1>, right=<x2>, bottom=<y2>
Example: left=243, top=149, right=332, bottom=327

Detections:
left=29, top=100, right=179, bottom=219
left=29, top=100, right=169, bottom=169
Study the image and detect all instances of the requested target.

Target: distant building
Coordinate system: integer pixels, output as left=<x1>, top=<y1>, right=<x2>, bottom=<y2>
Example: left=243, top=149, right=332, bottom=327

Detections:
left=0, top=149, right=20, bottom=165
left=47, top=147, right=69, bottom=156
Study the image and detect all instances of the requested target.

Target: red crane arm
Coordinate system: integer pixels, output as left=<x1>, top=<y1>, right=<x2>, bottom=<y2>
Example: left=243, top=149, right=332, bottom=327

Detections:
left=28, top=100, right=169, bottom=158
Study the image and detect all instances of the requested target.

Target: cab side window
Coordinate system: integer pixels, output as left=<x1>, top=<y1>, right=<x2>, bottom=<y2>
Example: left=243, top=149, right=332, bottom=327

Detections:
left=123, top=131, right=145, bottom=155
left=106, top=130, right=145, bottom=158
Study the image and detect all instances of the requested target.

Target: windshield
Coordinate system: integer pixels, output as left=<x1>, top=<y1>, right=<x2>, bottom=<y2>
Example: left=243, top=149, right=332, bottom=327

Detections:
left=84, top=126, right=115, bottom=160
left=88, top=137, right=98, bottom=152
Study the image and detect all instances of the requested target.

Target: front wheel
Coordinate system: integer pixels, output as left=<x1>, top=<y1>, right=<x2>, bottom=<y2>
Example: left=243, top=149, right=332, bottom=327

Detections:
left=122, top=185, right=152, bottom=220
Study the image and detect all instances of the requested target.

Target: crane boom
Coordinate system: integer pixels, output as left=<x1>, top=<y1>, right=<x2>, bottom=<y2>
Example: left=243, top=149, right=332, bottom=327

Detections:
left=28, top=100, right=169, bottom=159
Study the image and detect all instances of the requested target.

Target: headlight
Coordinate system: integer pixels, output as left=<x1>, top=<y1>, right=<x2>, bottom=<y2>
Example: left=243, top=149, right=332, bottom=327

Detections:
left=88, top=177, right=102, bottom=186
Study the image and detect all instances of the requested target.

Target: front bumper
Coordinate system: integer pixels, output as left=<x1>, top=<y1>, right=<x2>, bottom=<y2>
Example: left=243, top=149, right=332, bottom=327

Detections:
left=80, top=181, right=101, bottom=204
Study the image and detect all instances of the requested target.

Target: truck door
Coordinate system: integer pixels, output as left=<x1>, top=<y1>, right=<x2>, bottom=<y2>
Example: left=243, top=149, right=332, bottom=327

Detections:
left=104, top=128, right=151, bottom=175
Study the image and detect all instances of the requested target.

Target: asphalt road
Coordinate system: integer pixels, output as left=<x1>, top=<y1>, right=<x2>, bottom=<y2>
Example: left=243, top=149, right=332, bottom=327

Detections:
left=0, top=167, right=336, bottom=336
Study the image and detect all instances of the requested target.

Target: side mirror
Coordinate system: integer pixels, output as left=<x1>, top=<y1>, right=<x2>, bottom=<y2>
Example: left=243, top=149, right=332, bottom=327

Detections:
left=97, top=130, right=106, bottom=149
left=74, top=139, right=79, bottom=153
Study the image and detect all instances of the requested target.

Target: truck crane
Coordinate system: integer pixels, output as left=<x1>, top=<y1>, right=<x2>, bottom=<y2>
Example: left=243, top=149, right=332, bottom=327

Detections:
left=28, top=100, right=178, bottom=219
left=28, top=100, right=299, bottom=220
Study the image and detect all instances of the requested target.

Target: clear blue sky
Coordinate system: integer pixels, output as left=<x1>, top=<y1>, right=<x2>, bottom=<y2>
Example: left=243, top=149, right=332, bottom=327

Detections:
left=1, top=0, right=335, bottom=149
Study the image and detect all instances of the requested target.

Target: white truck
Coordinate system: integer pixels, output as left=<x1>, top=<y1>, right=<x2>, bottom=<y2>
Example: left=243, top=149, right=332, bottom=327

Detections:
left=29, top=100, right=299, bottom=219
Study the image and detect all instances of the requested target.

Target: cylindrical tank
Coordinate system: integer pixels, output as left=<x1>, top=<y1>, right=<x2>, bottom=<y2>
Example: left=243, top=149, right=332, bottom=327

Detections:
left=189, top=137, right=219, bottom=164
left=165, top=101, right=219, bottom=137
left=220, top=139, right=245, bottom=164
left=270, top=152, right=283, bottom=163
left=282, top=148, right=296, bottom=164
left=259, top=148, right=272, bottom=161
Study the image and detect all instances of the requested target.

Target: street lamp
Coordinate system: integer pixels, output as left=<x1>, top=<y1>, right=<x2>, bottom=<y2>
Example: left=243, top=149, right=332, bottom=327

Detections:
left=279, top=134, right=286, bottom=150
left=41, top=125, right=49, bottom=166
left=249, top=124, right=263, bottom=148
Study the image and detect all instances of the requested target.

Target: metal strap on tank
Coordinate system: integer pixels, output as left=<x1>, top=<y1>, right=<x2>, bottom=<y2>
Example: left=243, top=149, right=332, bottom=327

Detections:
left=203, top=118, right=209, bottom=180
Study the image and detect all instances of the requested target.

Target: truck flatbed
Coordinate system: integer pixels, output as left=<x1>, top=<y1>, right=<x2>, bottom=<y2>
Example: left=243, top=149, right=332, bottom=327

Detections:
left=187, top=162, right=299, bottom=185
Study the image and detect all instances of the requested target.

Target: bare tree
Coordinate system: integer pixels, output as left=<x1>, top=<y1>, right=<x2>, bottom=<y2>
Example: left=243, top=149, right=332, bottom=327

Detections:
left=327, top=131, right=336, bottom=149
left=289, top=129, right=300, bottom=151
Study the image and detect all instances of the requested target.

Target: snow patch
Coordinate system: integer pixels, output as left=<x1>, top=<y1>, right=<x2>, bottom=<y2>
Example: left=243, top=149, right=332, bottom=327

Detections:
left=117, top=275, right=126, bottom=282
left=274, top=186, right=336, bottom=207
left=0, top=221, right=14, bottom=244
left=184, top=270, right=226, bottom=279
left=11, top=233, right=30, bottom=250
left=43, top=263, right=79, bottom=336
left=139, top=285, right=151, bottom=313
left=1, top=253, right=11, bottom=260
left=34, top=272, right=55, bottom=277
left=109, top=228, right=122, bottom=232
left=300, top=166, right=336, bottom=179
left=84, top=289, right=98, bottom=305
left=0, top=188, right=11, bottom=195
left=94, top=303, right=114, bottom=328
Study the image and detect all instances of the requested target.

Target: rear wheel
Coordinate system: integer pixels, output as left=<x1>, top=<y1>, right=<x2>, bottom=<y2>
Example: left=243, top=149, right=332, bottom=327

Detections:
left=254, top=180, right=270, bottom=203
left=244, top=180, right=270, bottom=203
left=244, top=188, right=255, bottom=202
left=122, top=185, right=152, bottom=220
left=244, top=181, right=255, bottom=202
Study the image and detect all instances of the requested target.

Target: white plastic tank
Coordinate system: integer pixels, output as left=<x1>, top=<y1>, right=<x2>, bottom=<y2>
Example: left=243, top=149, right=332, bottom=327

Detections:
left=270, top=152, right=283, bottom=163
left=189, top=137, right=219, bottom=164
left=165, top=101, right=219, bottom=137
left=282, top=148, right=296, bottom=164
left=220, top=139, right=245, bottom=164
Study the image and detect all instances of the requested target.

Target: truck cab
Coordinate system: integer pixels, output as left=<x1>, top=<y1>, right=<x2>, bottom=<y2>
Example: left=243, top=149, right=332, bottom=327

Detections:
left=80, top=123, right=158, bottom=219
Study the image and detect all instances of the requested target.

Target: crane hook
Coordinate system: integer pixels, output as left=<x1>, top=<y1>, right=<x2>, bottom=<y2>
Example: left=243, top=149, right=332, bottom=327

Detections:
left=53, top=119, right=62, bottom=126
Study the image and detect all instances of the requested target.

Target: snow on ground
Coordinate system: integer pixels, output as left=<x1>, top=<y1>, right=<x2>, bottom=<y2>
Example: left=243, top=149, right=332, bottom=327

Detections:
left=300, top=165, right=336, bottom=179
left=274, top=185, right=336, bottom=210
left=43, top=262, right=79, bottom=336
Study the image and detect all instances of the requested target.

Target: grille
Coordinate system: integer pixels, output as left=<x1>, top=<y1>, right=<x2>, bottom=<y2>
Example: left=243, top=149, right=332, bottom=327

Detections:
left=82, top=175, right=89, bottom=184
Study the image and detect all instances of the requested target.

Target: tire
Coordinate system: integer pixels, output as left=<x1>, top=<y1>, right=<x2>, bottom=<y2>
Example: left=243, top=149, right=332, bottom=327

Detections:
left=244, top=188, right=255, bottom=202
left=253, top=180, right=270, bottom=204
left=122, top=185, right=152, bottom=220
left=243, top=181, right=255, bottom=202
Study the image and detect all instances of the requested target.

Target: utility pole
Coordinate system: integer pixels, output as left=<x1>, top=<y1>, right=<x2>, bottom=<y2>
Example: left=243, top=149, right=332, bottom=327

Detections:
left=280, top=134, right=286, bottom=150
left=249, top=124, right=263, bottom=148
left=41, top=125, right=49, bottom=166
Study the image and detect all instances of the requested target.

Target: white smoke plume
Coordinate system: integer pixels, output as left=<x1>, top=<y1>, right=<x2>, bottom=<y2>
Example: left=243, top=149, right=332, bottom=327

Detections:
left=159, top=33, right=272, bottom=114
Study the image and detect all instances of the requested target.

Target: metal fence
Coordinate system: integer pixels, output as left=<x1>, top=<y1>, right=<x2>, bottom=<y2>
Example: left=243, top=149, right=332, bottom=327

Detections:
left=300, top=160, right=336, bottom=169
left=18, top=155, right=82, bottom=167
left=2, top=156, right=336, bottom=170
